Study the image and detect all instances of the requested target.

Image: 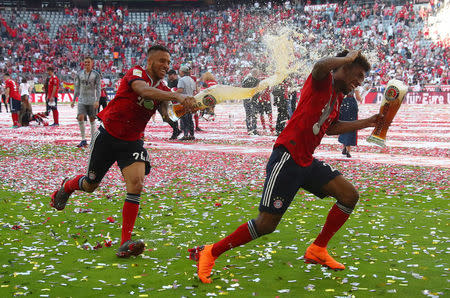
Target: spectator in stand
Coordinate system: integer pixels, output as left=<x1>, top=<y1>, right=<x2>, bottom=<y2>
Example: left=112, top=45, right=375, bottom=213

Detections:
left=72, top=56, right=101, bottom=147
left=46, top=67, right=60, bottom=126
left=177, top=65, right=196, bottom=141
left=242, top=70, right=260, bottom=135
left=166, top=69, right=181, bottom=140
left=3, top=73, right=21, bottom=127
left=338, top=89, right=362, bottom=158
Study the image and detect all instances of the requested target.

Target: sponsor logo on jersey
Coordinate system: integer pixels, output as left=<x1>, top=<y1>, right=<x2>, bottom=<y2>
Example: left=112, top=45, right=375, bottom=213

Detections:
left=133, top=69, right=143, bottom=77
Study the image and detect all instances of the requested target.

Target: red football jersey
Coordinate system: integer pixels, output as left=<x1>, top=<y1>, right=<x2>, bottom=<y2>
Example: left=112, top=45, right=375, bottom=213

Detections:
left=275, top=73, right=343, bottom=166
left=5, top=79, right=21, bottom=100
left=47, top=75, right=60, bottom=98
left=98, top=65, right=170, bottom=141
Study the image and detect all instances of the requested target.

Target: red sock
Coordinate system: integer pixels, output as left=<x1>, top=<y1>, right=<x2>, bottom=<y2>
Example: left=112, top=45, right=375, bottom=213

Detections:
left=121, top=197, right=140, bottom=245
left=268, top=113, right=274, bottom=132
left=260, top=115, right=266, bottom=130
left=313, top=203, right=352, bottom=247
left=12, top=113, right=19, bottom=126
left=52, top=109, right=59, bottom=124
left=212, top=220, right=258, bottom=258
left=64, top=175, right=85, bottom=193
left=194, top=113, right=199, bottom=129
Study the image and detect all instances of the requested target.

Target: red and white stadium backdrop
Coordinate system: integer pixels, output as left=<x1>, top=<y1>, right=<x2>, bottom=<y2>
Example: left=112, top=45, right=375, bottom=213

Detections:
left=365, top=85, right=450, bottom=104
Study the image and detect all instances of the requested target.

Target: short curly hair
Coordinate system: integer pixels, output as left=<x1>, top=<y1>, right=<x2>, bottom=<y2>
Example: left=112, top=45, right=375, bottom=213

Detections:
left=336, top=50, right=371, bottom=72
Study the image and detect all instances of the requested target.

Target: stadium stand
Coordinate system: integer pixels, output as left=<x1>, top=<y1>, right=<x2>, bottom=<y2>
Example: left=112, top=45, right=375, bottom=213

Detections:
left=0, top=0, right=448, bottom=90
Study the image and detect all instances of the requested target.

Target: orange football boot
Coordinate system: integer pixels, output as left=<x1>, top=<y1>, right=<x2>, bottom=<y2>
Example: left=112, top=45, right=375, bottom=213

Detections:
left=304, top=243, right=345, bottom=270
left=188, top=244, right=217, bottom=283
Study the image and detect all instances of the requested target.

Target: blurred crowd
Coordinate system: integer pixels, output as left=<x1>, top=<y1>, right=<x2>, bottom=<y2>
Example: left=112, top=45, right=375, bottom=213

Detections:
left=0, top=0, right=448, bottom=89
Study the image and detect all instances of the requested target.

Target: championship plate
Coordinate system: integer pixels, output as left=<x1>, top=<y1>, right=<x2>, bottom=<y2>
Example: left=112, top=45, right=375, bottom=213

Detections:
left=367, top=79, right=408, bottom=147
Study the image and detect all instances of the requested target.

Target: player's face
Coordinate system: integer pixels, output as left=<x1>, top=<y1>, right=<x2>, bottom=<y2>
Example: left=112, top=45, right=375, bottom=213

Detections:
left=343, top=65, right=365, bottom=94
left=84, top=59, right=93, bottom=71
left=147, top=51, right=171, bottom=80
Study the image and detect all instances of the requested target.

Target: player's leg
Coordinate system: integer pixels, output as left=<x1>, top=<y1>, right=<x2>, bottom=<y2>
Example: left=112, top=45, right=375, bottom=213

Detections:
left=77, top=105, right=87, bottom=147
left=302, top=160, right=354, bottom=270
left=87, top=107, right=97, bottom=141
left=9, top=98, right=20, bottom=127
left=189, top=146, right=302, bottom=283
left=50, top=101, right=59, bottom=126
left=116, top=140, right=151, bottom=258
left=50, top=128, right=114, bottom=210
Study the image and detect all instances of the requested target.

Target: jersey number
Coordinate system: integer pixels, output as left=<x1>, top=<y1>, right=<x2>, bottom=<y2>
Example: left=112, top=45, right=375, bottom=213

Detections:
left=133, top=151, right=146, bottom=161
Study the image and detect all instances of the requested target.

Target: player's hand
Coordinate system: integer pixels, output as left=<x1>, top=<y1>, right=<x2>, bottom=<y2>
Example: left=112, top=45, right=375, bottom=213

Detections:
left=180, top=96, right=196, bottom=112
left=346, top=50, right=361, bottom=62
left=365, top=113, right=382, bottom=127
left=93, top=101, right=99, bottom=110
left=70, top=101, right=75, bottom=108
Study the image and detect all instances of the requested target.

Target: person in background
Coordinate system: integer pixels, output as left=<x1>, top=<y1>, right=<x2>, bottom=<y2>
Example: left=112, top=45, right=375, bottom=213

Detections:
left=46, top=66, right=60, bottom=126
left=3, top=73, right=21, bottom=127
left=98, top=77, right=109, bottom=113
left=0, top=83, right=9, bottom=113
left=177, top=65, right=197, bottom=140
left=72, top=56, right=101, bottom=148
left=166, top=69, right=181, bottom=140
left=257, top=86, right=274, bottom=134
left=242, top=70, right=260, bottom=135
left=338, top=89, right=362, bottom=158
left=199, top=71, right=218, bottom=123
left=273, top=80, right=289, bottom=135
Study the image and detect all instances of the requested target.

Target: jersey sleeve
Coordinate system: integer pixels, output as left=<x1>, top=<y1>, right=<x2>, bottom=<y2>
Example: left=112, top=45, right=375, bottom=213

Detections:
left=125, top=67, right=146, bottom=86
left=311, top=72, right=332, bottom=90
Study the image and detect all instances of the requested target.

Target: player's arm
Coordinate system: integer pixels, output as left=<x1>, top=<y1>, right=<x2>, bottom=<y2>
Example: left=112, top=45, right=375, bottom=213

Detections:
left=131, top=80, right=195, bottom=110
left=50, top=80, right=57, bottom=101
left=326, top=114, right=380, bottom=135
left=94, top=73, right=101, bottom=109
left=5, top=87, right=10, bottom=99
left=312, top=50, right=361, bottom=81
left=72, top=75, right=80, bottom=108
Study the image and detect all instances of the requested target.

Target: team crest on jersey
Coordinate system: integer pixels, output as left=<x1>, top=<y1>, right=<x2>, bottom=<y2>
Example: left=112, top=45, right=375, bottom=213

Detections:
left=385, top=85, right=399, bottom=101
left=133, top=69, right=143, bottom=77
left=143, top=99, right=154, bottom=110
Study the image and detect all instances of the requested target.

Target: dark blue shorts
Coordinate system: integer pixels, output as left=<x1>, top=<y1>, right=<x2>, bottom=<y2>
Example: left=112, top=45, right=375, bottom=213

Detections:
left=9, top=98, right=21, bottom=113
left=85, top=126, right=151, bottom=183
left=259, top=146, right=341, bottom=214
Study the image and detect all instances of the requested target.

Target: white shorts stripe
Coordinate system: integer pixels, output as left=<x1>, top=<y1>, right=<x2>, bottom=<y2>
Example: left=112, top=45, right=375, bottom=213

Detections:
left=262, top=152, right=290, bottom=207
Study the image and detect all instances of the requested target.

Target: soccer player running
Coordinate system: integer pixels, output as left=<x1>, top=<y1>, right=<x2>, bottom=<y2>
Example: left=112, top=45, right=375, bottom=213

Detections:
left=72, top=56, right=102, bottom=148
left=189, top=50, right=380, bottom=283
left=50, top=45, right=196, bottom=258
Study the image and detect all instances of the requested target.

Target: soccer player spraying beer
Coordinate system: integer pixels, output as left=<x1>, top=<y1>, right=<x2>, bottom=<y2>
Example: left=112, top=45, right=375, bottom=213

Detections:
left=189, top=50, right=380, bottom=283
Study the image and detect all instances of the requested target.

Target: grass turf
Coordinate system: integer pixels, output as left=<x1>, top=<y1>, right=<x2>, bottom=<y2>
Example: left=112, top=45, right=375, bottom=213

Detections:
left=0, top=146, right=448, bottom=297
